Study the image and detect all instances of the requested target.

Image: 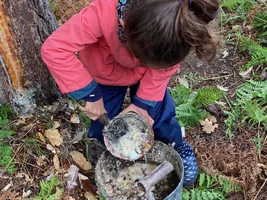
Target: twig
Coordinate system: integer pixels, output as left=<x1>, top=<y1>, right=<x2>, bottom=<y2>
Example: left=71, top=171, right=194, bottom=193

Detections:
left=253, top=179, right=267, bottom=200
left=203, top=74, right=233, bottom=81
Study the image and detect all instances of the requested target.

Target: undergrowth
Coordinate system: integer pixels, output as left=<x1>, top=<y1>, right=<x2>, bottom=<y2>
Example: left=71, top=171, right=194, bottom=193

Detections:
left=32, top=175, right=63, bottom=200
left=224, top=80, right=267, bottom=149
left=0, top=104, right=15, bottom=174
left=183, top=172, right=242, bottom=200
left=170, top=85, right=223, bottom=128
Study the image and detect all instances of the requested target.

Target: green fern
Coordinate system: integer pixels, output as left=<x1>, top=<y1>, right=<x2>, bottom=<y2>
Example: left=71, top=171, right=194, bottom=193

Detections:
left=0, top=104, right=15, bottom=174
left=183, top=172, right=242, bottom=200
left=253, top=11, right=267, bottom=42
left=194, top=87, right=224, bottom=108
left=170, top=85, right=191, bottom=106
left=224, top=80, right=267, bottom=136
left=171, top=85, right=223, bottom=128
left=221, top=0, right=256, bottom=23
left=0, top=145, right=15, bottom=174
left=33, top=176, right=63, bottom=200
left=238, top=36, right=267, bottom=69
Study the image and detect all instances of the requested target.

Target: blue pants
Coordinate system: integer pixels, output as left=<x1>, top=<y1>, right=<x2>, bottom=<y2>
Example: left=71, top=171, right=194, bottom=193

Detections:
left=88, top=83, right=183, bottom=146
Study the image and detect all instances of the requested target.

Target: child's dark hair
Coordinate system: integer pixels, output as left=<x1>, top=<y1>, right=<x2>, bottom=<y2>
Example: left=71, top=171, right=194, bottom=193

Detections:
left=124, top=0, right=220, bottom=68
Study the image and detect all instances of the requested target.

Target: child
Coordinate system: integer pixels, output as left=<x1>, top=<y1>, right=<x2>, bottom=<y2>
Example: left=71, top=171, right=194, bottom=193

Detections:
left=41, top=0, right=220, bottom=186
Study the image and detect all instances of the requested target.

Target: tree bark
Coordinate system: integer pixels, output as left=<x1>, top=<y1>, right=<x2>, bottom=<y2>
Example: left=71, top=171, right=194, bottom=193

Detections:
left=0, top=0, right=61, bottom=113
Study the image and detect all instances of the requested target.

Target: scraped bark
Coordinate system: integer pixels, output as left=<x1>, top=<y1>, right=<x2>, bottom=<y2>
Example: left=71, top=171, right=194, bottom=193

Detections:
left=0, top=0, right=60, bottom=113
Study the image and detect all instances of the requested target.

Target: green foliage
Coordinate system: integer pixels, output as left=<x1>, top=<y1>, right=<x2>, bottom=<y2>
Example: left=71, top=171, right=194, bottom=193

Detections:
left=183, top=172, right=242, bottom=200
left=221, top=0, right=256, bottom=23
left=224, top=80, right=267, bottom=138
left=171, top=85, right=223, bottom=128
left=0, top=104, right=15, bottom=174
left=253, top=11, right=267, bottom=43
left=238, top=36, right=267, bottom=69
left=194, top=88, right=224, bottom=108
left=33, top=176, right=63, bottom=200
left=0, top=145, right=15, bottom=174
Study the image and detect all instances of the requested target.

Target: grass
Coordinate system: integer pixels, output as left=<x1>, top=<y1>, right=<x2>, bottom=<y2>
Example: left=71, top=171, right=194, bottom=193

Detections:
left=0, top=103, right=16, bottom=174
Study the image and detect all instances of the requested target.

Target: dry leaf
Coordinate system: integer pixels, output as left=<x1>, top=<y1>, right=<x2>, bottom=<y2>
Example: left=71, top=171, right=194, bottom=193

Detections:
left=71, top=129, right=85, bottom=144
left=22, top=189, right=32, bottom=198
left=36, top=155, right=46, bottom=166
left=84, top=192, right=97, bottom=200
left=46, top=144, right=56, bottom=153
left=66, top=165, right=79, bottom=190
left=70, top=151, right=92, bottom=171
left=53, top=154, right=60, bottom=171
left=52, top=121, right=61, bottom=129
left=216, top=85, right=229, bottom=92
left=71, top=113, right=80, bottom=124
left=239, top=66, right=253, bottom=79
left=45, top=129, right=63, bottom=146
left=199, top=118, right=219, bottom=133
left=178, top=77, right=189, bottom=88
left=221, top=50, right=229, bottom=58
left=23, top=122, right=35, bottom=130
left=38, top=132, right=46, bottom=144
left=208, top=115, right=217, bottom=123
left=1, top=182, right=12, bottom=192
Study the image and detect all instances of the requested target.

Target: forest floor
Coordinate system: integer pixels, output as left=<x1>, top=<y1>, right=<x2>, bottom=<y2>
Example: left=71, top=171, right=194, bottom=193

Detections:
left=0, top=0, right=267, bottom=199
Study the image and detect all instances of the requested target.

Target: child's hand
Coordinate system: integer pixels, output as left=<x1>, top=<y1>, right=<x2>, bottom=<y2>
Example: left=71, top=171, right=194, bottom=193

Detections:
left=79, top=98, right=107, bottom=120
left=121, top=104, right=154, bottom=126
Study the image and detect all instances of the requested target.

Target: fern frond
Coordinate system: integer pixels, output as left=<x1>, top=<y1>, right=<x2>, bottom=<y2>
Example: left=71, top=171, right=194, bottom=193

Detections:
left=238, top=37, right=267, bottom=69
left=170, top=85, right=192, bottom=106
left=34, top=176, right=63, bottom=200
left=194, top=87, right=224, bottom=108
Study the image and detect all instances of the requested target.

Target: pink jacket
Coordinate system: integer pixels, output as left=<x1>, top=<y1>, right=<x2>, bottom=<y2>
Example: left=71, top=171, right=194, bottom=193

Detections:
left=41, top=0, right=180, bottom=101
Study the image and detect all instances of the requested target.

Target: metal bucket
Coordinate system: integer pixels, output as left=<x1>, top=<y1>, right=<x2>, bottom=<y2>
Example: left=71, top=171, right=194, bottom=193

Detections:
left=95, top=141, right=184, bottom=200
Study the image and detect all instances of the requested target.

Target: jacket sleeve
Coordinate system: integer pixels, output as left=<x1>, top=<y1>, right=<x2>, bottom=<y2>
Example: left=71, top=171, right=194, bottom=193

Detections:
left=41, top=2, right=102, bottom=93
left=135, top=64, right=180, bottom=102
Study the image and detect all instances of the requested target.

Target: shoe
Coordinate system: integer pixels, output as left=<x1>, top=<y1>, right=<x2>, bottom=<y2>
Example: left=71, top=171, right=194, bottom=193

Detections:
left=175, top=140, right=198, bottom=186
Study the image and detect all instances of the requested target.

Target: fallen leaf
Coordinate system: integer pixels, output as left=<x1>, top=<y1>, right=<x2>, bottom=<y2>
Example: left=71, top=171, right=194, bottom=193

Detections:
left=16, top=172, right=31, bottom=182
left=178, top=77, right=189, bottom=88
left=53, top=154, right=60, bottom=171
left=46, top=144, right=56, bottom=153
left=216, top=85, right=229, bottom=92
left=38, top=132, right=46, bottom=144
left=199, top=118, right=219, bottom=133
left=66, top=165, right=79, bottom=190
left=70, top=151, right=92, bottom=171
left=78, top=173, right=88, bottom=181
left=36, top=155, right=46, bottom=166
left=1, top=182, right=12, bottom=192
left=71, top=129, right=86, bottom=144
left=239, top=66, right=253, bottom=79
left=22, top=189, right=32, bottom=198
left=222, top=50, right=229, bottom=58
left=52, top=121, right=61, bottom=129
left=208, top=115, right=217, bottom=123
left=84, top=192, right=97, bottom=200
left=260, top=72, right=267, bottom=80
left=71, top=113, right=80, bottom=124
left=23, top=122, right=35, bottom=130
left=45, top=129, right=63, bottom=146
left=43, top=166, right=55, bottom=176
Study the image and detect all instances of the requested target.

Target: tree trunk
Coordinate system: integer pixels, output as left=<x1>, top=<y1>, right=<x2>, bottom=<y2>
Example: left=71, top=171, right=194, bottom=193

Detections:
left=0, top=0, right=61, bottom=114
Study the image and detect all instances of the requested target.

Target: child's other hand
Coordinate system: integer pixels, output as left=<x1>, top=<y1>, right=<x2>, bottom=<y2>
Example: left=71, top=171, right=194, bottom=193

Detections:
left=121, top=104, right=154, bottom=126
left=79, top=98, right=107, bottom=120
